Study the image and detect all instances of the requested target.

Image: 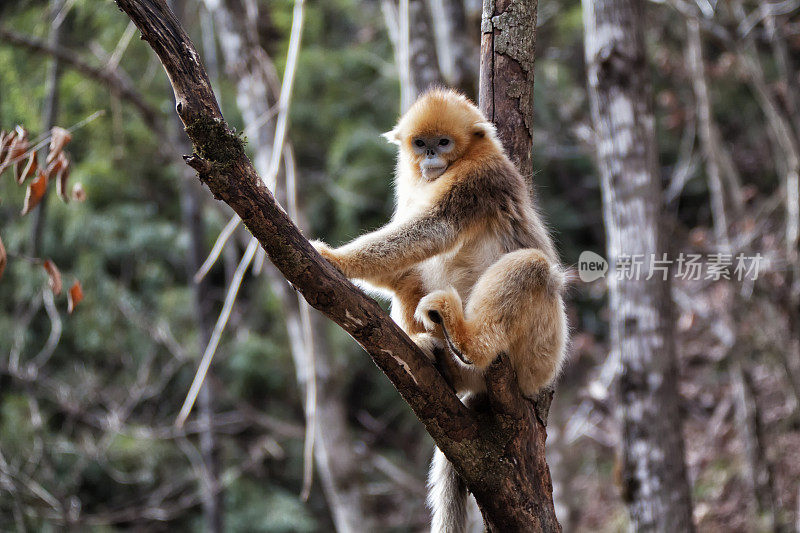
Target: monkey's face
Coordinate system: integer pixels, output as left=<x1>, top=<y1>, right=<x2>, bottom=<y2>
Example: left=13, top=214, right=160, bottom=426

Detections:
left=410, top=135, right=455, bottom=180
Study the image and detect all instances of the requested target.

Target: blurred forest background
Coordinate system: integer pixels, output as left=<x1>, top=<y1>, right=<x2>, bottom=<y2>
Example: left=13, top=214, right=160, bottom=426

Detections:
left=1, top=0, right=799, bottom=531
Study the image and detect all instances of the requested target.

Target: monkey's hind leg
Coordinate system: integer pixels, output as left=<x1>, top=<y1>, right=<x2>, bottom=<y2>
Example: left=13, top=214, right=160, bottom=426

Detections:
left=415, top=249, right=564, bottom=372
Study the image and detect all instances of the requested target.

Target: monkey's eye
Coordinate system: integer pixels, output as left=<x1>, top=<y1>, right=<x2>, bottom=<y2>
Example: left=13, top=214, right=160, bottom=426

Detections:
left=439, top=138, right=450, bottom=146
left=414, top=139, right=425, bottom=148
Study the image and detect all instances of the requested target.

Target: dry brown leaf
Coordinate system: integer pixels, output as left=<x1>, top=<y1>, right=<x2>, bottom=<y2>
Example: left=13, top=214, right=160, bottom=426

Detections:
left=0, top=233, right=6, bottom=281
left=68, top=281, right=83, bottom=313
left=0, top=136, right=27, bottom=177
left=12, top=137, right=31, bottom=182
left=44, top=151, right=68, bottom=180
left=71, top=183, right=86, bottom=202
left=56, top=163, right=71, bottom=203
left=47, top=127, right=72, bottom=165
left=21, top=172, right=48, bottom=215
left=17, top=151, right=38, bottom=185
left=0, top=132, right=17, bottom=174
left=42, top=259, right=62, bottom=295
left=0, top=131, right=13, bottom=164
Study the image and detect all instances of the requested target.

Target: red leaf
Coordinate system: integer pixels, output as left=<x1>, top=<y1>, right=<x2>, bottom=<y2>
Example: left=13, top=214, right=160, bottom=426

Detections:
left=0, top=136, right=28, bottom=177
left=56, top=161, right=71, bottom=203
left=68, top=281, right=83, bottom=314
left=44, top=151, right=68, bottom=181
left=17, top=151, right=38, bottom=185
left=21, top=172, right=48, bottom=215
left=42, top=259, right=62, bottom=295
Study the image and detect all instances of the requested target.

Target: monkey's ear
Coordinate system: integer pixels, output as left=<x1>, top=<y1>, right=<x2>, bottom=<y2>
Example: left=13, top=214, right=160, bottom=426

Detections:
left=382, top=127, right=402, bottom=145
left=472, top=121, right=496, bottom=139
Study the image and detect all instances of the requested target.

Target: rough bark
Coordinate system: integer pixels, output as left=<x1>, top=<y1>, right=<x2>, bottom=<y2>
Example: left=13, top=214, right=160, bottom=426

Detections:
left=582, top=0, right=696, bottom=531
left=479, top=0, right=537, bottom=178
left=113, top=0, right=561, bottom=529
left=475, top=1, right=560, bottom=530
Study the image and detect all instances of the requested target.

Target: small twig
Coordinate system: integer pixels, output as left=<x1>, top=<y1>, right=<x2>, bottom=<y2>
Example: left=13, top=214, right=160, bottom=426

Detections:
left=176, top=239, right=259, bottom=427
left=264, top=0, right=305, bottom=191
left=106, top=21, right=137, bottom=71
left=0, top=26, right=160, bottom=128
left=284, top=143, right=317, bottom=501
left=194, top=214, right=241, bottom=282
left=30, top=289, right=63, bottom=370
left=0, top=110, right=105, bottom=170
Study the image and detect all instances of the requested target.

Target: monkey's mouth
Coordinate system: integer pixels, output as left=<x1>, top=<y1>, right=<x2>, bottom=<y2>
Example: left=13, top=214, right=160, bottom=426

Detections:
left=421, top=164, right=447, bottom=180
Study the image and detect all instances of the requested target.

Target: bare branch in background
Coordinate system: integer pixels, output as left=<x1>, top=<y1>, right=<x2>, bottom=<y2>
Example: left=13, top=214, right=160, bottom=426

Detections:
left=198, top=1, right=376, bottom=527
left=0, top=27, right=162, bottom=130
left=176, top=238, right=258, bottom=427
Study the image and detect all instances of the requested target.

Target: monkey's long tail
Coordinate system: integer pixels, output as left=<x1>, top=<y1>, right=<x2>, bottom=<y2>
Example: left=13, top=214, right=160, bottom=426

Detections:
left=427, top=446, right=468, bottom=533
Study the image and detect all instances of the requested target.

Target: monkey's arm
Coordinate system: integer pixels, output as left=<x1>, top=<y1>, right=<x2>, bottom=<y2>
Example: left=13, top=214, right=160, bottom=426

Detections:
left=312, top=214, right=460, bottom=282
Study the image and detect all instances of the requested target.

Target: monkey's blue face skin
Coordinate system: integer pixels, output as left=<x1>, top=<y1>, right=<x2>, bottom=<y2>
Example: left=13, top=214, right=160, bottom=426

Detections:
left=412, top=135, right=454, bottom=180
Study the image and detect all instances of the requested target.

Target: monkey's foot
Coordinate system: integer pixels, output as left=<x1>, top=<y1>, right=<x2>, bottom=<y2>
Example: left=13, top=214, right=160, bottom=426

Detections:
left=415, top=289, right=472, bottom=366
left=414, top=288, right=460, bottom=331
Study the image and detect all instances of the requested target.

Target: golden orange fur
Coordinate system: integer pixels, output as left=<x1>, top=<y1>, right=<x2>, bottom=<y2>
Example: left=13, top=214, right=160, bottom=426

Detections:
left=312, top=88, right=568, bottom=533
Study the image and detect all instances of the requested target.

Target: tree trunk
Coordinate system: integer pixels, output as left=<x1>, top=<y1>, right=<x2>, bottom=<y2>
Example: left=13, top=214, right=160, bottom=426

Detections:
left=169, top=3, right=224, bottom=529
left=29, top=0, right=64, bottom=256
left=182, top=181, right=224, bottom=533
left=428, top=0, right=479, bottom=97
left=113, top=0, right=562, bottom=529
left=583, top=0, right=695, bottom=530
left=479, top=0, right=537, bottom=180
left=475, top=1, right=561, bottom=531
left=408, top=0, right=442, bottom=95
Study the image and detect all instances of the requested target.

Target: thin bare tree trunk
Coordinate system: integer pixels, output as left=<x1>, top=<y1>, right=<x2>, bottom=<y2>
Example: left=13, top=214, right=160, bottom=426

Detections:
left=687, top=21, right=784, bottom=530
left=760, top=7, right=800, bottom=416
left=583, top=0, right=695, bottom=530
left=733, top=360, right=782, bottom=532
left=732, top=3, right=800, bottom=415
left=169, top=3, right=224, bottom=530
left=29, top=0, right=64, bottom=256
left=201, top=2, right=375, bottom=529
left=182, top=181, right=224, bottom=533
left=383, top=0, right=444, bottom=110
left=408, top=0, right=443, bottom=94
left=428, top=0, right=479, bottom=97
